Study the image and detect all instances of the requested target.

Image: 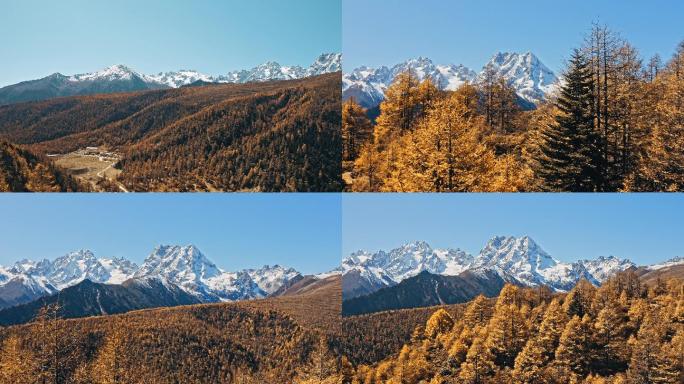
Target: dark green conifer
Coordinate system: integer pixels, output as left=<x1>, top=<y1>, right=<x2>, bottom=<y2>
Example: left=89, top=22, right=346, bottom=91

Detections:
left=537, top=49, right=603, bottom=191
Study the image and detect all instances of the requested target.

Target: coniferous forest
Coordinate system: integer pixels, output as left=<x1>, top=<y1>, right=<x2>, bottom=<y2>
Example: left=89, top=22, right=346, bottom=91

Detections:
left=343, top=25, right=684, bottom=192
left=0, top=141, right=86, bottom=192
left=344, top=272, right=684, bottom=383
left=0, top=73, right=342, bottom=192
left=0, top=277, right=343, bottom=384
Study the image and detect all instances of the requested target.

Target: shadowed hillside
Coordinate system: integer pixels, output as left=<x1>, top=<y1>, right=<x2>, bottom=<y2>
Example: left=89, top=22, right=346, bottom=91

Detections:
left=0, top=141, right=86, bottom=191
left=342, top=270, right=508, bottom=316
left=0, top=279, right=200, bottom=326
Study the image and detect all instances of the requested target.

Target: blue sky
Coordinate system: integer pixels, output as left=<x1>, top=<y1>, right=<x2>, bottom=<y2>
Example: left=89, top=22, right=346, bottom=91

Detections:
left=0, top=194, right=341, bottom=274
left=343, top=0, right=684, bottom=73
left=0, top=0, right=341, bottom=86
left=343, top=194, right=684, bottom=266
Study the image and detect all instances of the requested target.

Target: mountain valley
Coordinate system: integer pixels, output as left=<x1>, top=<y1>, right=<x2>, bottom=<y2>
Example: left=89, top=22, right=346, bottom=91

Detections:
left=0, top=72, right=342, bottom=192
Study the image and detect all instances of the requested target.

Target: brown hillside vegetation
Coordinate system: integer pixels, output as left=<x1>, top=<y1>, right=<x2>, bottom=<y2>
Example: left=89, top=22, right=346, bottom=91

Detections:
left=640, top=264, right=684, bottom=285
left=0, top=141, right=86, bottom=191
left=275, top=275, right=342, bottom=298
left=0, top=73, right=342, bottom=192
left=344, top=272, right=684, bottom=383
left=0, top=278, right=342, bottom=384
left=341, top=303, right=471, bottom=366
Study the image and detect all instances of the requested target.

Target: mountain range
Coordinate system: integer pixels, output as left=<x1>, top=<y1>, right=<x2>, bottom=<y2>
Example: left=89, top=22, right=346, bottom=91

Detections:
left=342, top=52, right=559, bottom=108
left=0, top=53, right=341, bottom=105
left=0, top=245, right=305, bottom=311
left=340, top=236, right=682, bottom=300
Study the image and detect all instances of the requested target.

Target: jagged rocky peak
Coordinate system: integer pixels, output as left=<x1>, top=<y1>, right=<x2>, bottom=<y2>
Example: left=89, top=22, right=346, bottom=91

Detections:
left=0, top=244, right=304, bottom=306
left=307, top=52, right=342, bottom=75
left=477, top=235, right=557, bottom=268
left=342, top=51, right=559, bottom=108
left=136, top=244, right=221, bottom=281
left=70, top=64, right=142, bottom=82
left=0, top=52, right=342, bottom=105
left=341, top=235, right=642, bottom=297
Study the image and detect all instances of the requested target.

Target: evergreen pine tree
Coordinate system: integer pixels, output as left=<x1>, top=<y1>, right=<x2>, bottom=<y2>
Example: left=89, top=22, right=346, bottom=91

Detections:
left=536, top=49, right=604, bottom=191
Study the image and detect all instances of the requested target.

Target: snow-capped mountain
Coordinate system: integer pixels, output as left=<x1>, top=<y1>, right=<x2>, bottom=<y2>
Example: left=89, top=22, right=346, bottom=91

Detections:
left=342, top=52, right=559, bottom=108
left=0, top=249, right=137, bottom=309
left=0, top=245, right=302, bottom=309
left=135, top=245, right=262, bottom=302
left=0, top=273, right=57, bottom=310
left=245, top=265, right=302, bottom=295
left=647, top=256, right=684, bottom=271
left=341, top=236, right=639, bottom=298
left=306, top=52, right=342, bottom=77
left=132, top=245, right=303, bottom=302
left=9, top=250, right=137, bottom=290
left=146, top=69, right=215, bottom=88
left=0, top=53, right=341, bottom=105
left=477, top=52, right=559, bottom=104
left=68, top=64, right=150, bottom=83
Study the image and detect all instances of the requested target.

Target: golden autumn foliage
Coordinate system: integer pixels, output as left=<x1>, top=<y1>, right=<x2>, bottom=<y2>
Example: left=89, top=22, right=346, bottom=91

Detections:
left=345, top=272, right=684, bottom=383
left=0, top=141, right=86, bottom=191
left=346, top=31, right=684, bottom=192
left=0, top=73, right=342, bottom=192
left=0, top=277, right=343, bottom=383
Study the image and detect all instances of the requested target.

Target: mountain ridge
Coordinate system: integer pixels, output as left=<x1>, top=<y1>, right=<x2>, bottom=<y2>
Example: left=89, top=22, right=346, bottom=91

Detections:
left=0, top=277, right=201, bottom=326
left=0, top=244, right=304, bottom=310
left=0, top=53, right=341, bottom=105
left=340, top=236, right=677, bottom=299
left=342, top=52, right=559, bottom=108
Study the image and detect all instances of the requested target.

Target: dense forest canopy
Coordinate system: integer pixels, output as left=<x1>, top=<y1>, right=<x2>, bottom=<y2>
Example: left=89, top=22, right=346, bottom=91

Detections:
left=343, top=25, right=684, bottom=192
left=345, top=272, right=683, bottom=383
left=0, top=73, right=342, bottom=192
left=0, top=141, right=86, bottom=192
left=0, top=277, right=342, bottom=384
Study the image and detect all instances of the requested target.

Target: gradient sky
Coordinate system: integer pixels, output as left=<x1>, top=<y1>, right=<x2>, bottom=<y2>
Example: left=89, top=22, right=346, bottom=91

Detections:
left=343, top=194, right=684, bottom=266
left=343, top=0, right=684, bottom=73
left=0, top=194, right=341, bottom=274
left=0, top=0, right=341, bottom=86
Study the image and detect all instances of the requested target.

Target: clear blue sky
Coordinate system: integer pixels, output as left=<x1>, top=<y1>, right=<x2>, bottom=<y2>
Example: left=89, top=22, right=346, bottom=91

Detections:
left=343, top=194, right=684, bottom=266
left=343, top=0, right=684, bottom=73
left=0, top=194, right=341, bottom=274
left=0, top=0, right=341, bottom=86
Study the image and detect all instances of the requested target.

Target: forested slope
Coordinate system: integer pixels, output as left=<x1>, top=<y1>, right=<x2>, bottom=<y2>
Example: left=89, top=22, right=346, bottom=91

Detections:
left=0, top=277, right=342, bottom=383
left=0, top=141, right=85, bottom=191
left=0, top=73, right=342, bottom=191
left=345, top=272, right=683, bottom=383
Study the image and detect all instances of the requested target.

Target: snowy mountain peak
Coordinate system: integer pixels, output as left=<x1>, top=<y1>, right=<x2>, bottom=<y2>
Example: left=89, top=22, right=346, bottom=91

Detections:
left=4, top=53, right=341, bottom=100
left=0, top=246, right=303, bottom=308
left=479, top=51, right=559, bottom=103
left=245, top=264, right=302, bottom=295
left=132, top=245, right=302, bottom=302
left=342, top=236, right=640, bottom=297
left=648, top=256, right=684, bottom=270
left=136, top=244, right=221, bottom=282
left=70, top=64, right=143, bottom=82
left=475, top=235, right=559, bottom=277
left=5, top=249, right=139, bottom=291
left=147, top=69, right=214, bottom=88
left=306, top=53, right=342, bottom=76
left=343, top=52, right=558, bottom=108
